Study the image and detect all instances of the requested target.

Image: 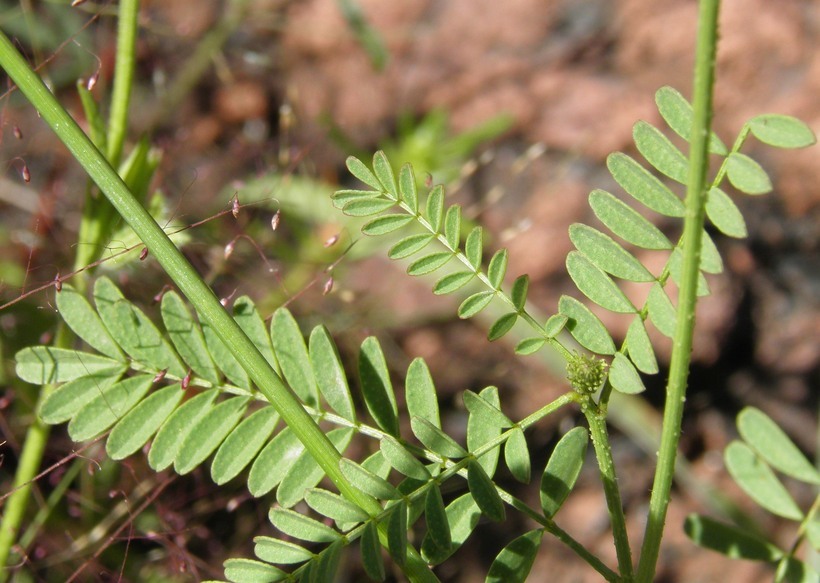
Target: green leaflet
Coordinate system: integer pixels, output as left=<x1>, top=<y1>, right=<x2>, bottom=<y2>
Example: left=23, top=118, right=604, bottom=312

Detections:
left=343, top=198, right=395, bottom=217
left=360, top=521, right=385, bottom=581
left=202, top=320, right=250, bottom=389
left=726, top=152, right=772, bottom=195
left=271, top=308, right=319, bottom=407
left=654, top=86, right=728, bottom=155
left=514, top=337, right=545, bottom=356
left=504, top=427, right=530, bottom=483
left=625, top=316, right=658, bottom=375
left=305, top=488, right=370, bottom=524
left=458, top=291, right=495, bottom=319
left=358, top=336, right=399, bottom=437
left=212, top=407, right=279, bottom=485
left=380, top=436, right=430, bottom=480
left=16, top=347, right=125, bottom=385
left=510, top=275, right=529, bottom=311
left=540, top=426, right=588, bottom=518
left=234, top=297, right=279, bottom=374
left=424, top=485, right=452, bottom=554
left=175, top=397, right=250, bottom=475
left=388, top=233, right=435, bottom=259
left=467, top=459, right=505, bottom=522
left=57, top=284, right=123, bottom=359
left=633, top=120, right=688, bottom=184
left=487, top=249, right=508, bottom=289
left=398, top=163, right=418, bottom=214
left=148, top=389, right=218, bottom=471
left=68, top=374, right=153, bottom=441
left=421, top=493, right=480, bottom=565
left=607, top=152, right=686, bottom=217
left=444, top=205, right=461, bottom=249
left=433, top=271, right=475, bottom=295
left=312, top=539, right=344, bottom=582
left=464, top=226, right=483, bottom=269
left=277, top=428, right=353, bottom=508
left=558, top=296, right=616, bottom=355
left=569, top=224, right=654, bottom=282
left=666, top=247, right=710, bottom=297
left=308, top=325, right=356, bottom=422
left=40, top=373, right=122, bottom=424
left=544, top=313, right=568, bottom=338
left=362, top=214, right=415, bottom=236
left=269, top=507, right=341, bottom=543
left=373, top=150, right=398, bottom=195
left=467, top=386, right=503, bottom=476
left=426, top=185, right=445, bottom=232
left=339, top=459, right=401, bottom=500
left=747, top=114, right=817, bottom=149
left=247, top=426, right=303, bottom=497
left=386, top=501, right=408, bottom=567
left=737, top=407, right=820, bottom=485
left=346, top=155, right=382, bottom=191
left=646, top=283, right=677, bottom=338
left=566, top=251, right=637, bottom=314
left=106, top=384, right=184, bottom=460
left=223, top=558, right=286, bottom=583
left=405, top=357, right=441, bottom=429
left=407, top=251, right=453, bottom=276
left=412, top=416, right=468, bottom=459
left=331, top=189, right=380, bottom=209
left=485, top=529, right=543, bottom=583
left=588, top=190, right=673, bottom=250
left=699, top=230, right=723, bottom=274
left=684, top=514, right=782, bottom=562
left=161, top=291, right=220, bottom=384
left=94, top=277, right=186, bottom=377
left=608, top=353, right=646, bottom=394
left=725, top=441, right=803, bottom=521
left=706, top=187, right=747, bottom=238
left=253, top=536, right=314, bottom=565
left=487, top=313, right=517, bottom=341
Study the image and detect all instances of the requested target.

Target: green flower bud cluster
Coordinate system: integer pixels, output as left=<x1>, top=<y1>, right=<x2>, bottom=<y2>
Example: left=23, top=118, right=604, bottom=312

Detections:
left=567, top=352, right=608, bottom=395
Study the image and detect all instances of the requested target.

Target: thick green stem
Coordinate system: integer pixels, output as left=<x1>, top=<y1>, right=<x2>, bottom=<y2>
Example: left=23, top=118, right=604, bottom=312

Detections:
left=635, top=1, right=721, bottom=580
left=0, top=29, right=437, bottom=583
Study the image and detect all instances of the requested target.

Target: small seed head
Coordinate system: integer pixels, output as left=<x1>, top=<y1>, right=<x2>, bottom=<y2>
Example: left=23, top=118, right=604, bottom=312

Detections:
left=567, top=352, right=607, bottom=395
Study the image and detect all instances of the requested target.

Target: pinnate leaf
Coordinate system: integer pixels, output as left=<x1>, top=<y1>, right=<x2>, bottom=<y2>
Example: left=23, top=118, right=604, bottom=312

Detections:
left=514, top=337, right=545, bottom=356
left=463, top=389, right=512, bottom=428
left=359, top=337, right=399, bottom=437
left=510, top=275, right=529, bottom=311
left=234, top=297, right=278, bottom=373
left=726, top=153, right=772, bottom=195
left=202, top=321, right=250, bottom=389
left=544, top=313, right=568, bottom=338
left=646, top=283, right=677, bottom=338
left=737, top=407, right=820, bottom=485
left=485, top=529, right=543, bottom=583
left=332, top=189, right=380, bottom=208
left=175, top=397, right=250, bottom=475
left=540, top=426, right=588, bottom=518
left=248, top=427, right=303, bottom=497
left=748, top=114, right=816, bottom=149
left=386, top=501, right=408, bottom=567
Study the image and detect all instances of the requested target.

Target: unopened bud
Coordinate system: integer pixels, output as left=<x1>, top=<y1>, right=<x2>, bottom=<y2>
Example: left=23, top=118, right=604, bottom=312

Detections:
left=231, top=194, right=240, bottom=218
left=322, top=276, right=334, bottom=295
left=224, top=240, right=236, bottom=260
left=86, top=71, right=99, bottom=91
left=153, top=369, right=168, bottom=383
left=323, top=234, right=339, bottom=248
left=21, top=163, right=30, bottom=183
left=181, top=370, right=192, bottom=390
left=270, top=210, right=281, bottom=231
left=139, top=247, right=149, bottom=261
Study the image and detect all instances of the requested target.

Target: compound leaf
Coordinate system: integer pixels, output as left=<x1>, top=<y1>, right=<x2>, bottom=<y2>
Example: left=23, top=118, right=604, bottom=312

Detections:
left=487, top=312, right=518, bottom=341
left=684, top=514, right=782, bottom=561
left=202, top=321, right=250, bottom=389
left=425, top=484, right=452, bottom=553
left=175, top=397, right=249, bottom=475
left=463, top=389, right=512, bottom=429
left=514, top=337, right=545, bottom=356
left=380, top=436, right=430, bottom=480
left=343, top=198, right=395, bottom=217
left=332, top=189, right=380, bottom=208
left=510, top=275, right=529, bottom=311
left=646, top=283, right=677, bottom=338
left=655, top=86, right=728, bottom=155
left=360, top=521, right=385, bottom=581
left=40, top=373, right=122, bottom=424
left=305, top=488, right=370, bottom=524
left=387, top=501, right=408, bottom=567
left=725, top=441, right=803, bottom=520
left=234, top=297, right=278, bottom=373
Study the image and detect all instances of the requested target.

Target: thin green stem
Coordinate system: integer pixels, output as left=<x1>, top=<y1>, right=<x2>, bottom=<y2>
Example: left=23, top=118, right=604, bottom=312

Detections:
left=106, top=0, right=138, bottom=167
left=582, top=395, right=633, bottom=579
left=635, top=1, right=721, bottom=580
left=0, top=29, right=437, bottom=583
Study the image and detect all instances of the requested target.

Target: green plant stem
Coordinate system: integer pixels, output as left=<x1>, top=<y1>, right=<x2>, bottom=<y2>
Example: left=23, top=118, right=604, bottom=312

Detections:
left=0, top=30, right=436, bottom=583
left=635, top=1, right=721, bottom=581
left=106, top=0, right=138, bottom=168
left=583, top=395, right=634, bottom=579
